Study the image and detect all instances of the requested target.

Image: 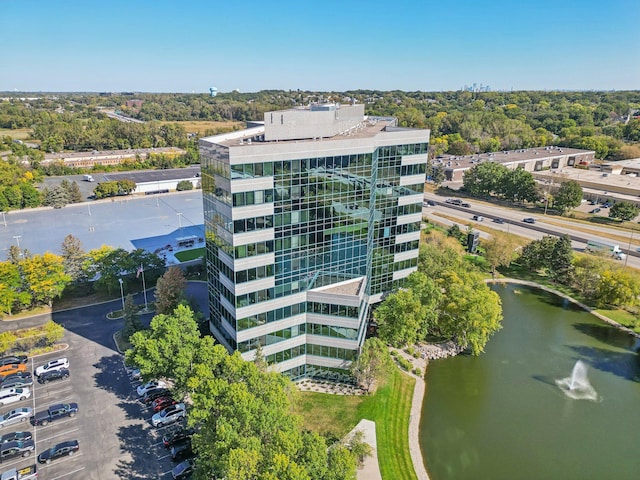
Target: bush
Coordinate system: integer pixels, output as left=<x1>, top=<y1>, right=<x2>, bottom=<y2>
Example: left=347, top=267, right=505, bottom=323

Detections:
left=413, top=368, right=423, bottom=377
left=396, top=356, right=413, bottom=371
left=176, top=180, right=194, bottom=191
left=405, top=346, right=416, bottom=356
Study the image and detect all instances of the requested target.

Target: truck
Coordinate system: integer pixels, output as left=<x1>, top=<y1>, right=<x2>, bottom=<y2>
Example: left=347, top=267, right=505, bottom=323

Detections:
left=83, top=174, right=94, bottom=182
left=585, top=239, right=627, bottom=260
left=30, top=403, right=78, bottom=426
left=1, top=464, right=37, bottom=480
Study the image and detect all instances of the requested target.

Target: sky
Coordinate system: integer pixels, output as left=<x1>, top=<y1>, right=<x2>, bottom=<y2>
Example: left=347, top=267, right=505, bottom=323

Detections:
left=2, top=0, right=639, bottom=93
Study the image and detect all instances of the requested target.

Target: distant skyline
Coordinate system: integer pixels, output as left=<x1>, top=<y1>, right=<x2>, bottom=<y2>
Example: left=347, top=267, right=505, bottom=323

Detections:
left=2, top=0, right=639, bottom=93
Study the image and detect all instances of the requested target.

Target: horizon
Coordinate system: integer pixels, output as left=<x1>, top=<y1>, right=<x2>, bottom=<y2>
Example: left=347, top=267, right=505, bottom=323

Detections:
left=2, top=0, right=639, bottom=92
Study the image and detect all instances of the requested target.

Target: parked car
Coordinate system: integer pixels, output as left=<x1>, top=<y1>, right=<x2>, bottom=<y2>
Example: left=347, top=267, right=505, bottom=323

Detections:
left=37, top=440, right=79, bottom=464
left=151, top=403, right=186, bottom=428
left=0, top=408, right=32, bottom=429
left=0, top=440, right=34, bottom=463
left=37, top=369, right=69, bottom=385
left=0, top=431, right=32, bottom=443
left=602, top=202, right=612, bottom=208
left=0, top=464, right=38, bottom=480
left=523, top=217, right=536, bottom=224
left=137, top=380, right=167, bottom=397
left=170, top=439, right=193, bottom=462
left=34, top=359, right=68, bottom=377
left=171, top=458, right=195, bottom=480
left=30, top=403, right=78, bottom=426
left=0, top=388, right=30, bottom=406
left=152, top=396, right=177, bottom=413
left=0, top=365, right=27, bottom=378
left=142, top=388, right=171, bottom=404
left=589, top=208, right=601, bottom=214
left=0, top=357, right=27, bottom=367
left=163, top=426, right=196, bottom=449
left=0, top=374, right=33, bottom=390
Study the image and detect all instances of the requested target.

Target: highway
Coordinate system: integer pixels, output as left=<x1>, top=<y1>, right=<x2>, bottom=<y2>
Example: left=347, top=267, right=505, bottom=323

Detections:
left=422, top=193, right=640, bottom=270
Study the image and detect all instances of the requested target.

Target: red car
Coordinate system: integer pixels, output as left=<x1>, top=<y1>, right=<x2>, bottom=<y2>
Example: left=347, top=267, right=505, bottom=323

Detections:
left=152, top=396, right=177, bottom=412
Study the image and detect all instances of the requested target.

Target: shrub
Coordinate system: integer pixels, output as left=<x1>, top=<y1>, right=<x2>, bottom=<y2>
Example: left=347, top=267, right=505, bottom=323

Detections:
left=396, top=356, right=413, bottom=371
left=413, top=368, right=423, bottom=377
left=176, top=180, right=194, bottom=191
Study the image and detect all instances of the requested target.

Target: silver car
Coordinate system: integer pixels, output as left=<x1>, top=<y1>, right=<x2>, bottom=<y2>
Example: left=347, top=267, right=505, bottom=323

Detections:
left=0, top=408, right=32, bottom=428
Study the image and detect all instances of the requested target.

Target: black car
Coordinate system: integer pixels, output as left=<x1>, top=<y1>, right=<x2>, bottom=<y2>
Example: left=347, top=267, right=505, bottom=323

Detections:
left=523, top=217, right=536, bottom=224
left=0, top=431, right=32, bottom=443
left=493, top=218, right=505, bottom=224
left=37, top=440, right=79, bottom=464
left=170, top=439, right=193, bottom=462
left=0, top=373, right=33, bottom=389
left=143, top=388, right=171, bottom=404
left=0, top=439, right=35, bottom=462
left=171, top=458, right=194, bottom=480
left=163, top=426, right=196, bottom=448
left=37, top=368, right=70, bottom=384
left=0, top=356, right=27, bottom=367
left=589, top=208, right=601, bottom=214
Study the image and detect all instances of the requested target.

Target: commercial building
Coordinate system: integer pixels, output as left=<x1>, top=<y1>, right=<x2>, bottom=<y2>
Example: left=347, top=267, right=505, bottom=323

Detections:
left=438, top=146, right=595, bottom=182
left=199, top=104, right=429, bottom=378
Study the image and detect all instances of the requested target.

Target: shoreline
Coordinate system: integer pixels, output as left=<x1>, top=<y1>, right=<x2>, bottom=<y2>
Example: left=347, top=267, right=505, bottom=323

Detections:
left=406, top=277, right=638, bottom=480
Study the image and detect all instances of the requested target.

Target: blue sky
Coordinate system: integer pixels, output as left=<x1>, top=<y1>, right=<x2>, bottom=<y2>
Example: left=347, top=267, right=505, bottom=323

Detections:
left=2, top=0, right=638, bottom=93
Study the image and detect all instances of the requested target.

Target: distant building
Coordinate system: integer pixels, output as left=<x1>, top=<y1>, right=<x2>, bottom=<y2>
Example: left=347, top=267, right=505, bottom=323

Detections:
left=40, top=147, right=184, bottom=169
left=437, top=146, right=595, bottom=182
left=199, top=104, right=429, bottom=378
left=125, top=99, right=144, bottom=109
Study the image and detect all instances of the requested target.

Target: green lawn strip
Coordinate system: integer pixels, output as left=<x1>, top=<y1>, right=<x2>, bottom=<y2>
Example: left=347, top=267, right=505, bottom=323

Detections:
left=295, top=367, right=418, bottom=480
left=361, top=368, right=417, bottom=480
left=174, top=248, right=205, bottom=262
left=596, top=308, right=639, bottom=332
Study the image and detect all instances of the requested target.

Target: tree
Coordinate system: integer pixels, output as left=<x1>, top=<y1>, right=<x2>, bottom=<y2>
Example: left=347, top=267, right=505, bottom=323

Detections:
left=374, top=289, right=426, bottom=347
left=499, top=168, right=538, bottom=203
left=482, top=233, right=517, bottom=277
left=0, top=261, right=27, bottom=315
left=549, top=234, right=574, bottom=284
left=350, top=338, right=391, bottom=392
left=609, top=202, right=640, bottom=221
left=436, top=270, right=503, bottom=355
left=42, top=185, right=68, bottom=208
left=66, top=181, right=84, bottom=203
left=60, top=234, right=87, bottom=284
left=154, top=266, right=187, bottom=315
left=122, top=294, right=143, bottom=340
left=553, top=180, right=583, bottom=214
left=592, top=269, right=640, bottom=308
left=20, top=253, right=71, bottom=307
left=126, top=304, right=204, bottom=393
left=517, top=236, right=558, bottom=272
left=463, top=162, right=507, bottom=197
left=572, top=255, right=607, bottom=301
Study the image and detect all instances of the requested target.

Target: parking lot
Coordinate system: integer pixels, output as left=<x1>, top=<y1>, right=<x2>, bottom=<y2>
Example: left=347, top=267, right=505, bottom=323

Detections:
left=0, top=291, right=203, bottom=479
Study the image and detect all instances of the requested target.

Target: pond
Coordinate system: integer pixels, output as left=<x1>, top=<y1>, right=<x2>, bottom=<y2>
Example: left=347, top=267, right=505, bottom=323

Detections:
left=420, top=283, right=640, bottom=480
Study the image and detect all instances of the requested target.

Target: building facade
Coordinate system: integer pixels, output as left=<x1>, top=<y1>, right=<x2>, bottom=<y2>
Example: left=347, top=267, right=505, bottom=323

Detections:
left=200, top=104, right=429, bottom=378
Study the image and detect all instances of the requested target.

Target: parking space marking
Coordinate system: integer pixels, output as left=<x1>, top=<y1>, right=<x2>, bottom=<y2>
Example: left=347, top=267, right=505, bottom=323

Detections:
left=33, top=416, right=78, bottom=429
left=48, top=466, right=86, bottom=480
left=157, top=453, right=171, bottom=460
left=33, top=395, right=75, bottom=407
left=37, top=427, right=80, bottom=444
left=1, top=453, right=36, bottom=469
left=34, top=386, right=74, bottom=397
left=40, top=452, right=84, bottom=468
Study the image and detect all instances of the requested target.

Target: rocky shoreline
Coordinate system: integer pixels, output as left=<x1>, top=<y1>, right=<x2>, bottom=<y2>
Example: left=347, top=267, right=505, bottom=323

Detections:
left=416, top=341, right=464, bottom=361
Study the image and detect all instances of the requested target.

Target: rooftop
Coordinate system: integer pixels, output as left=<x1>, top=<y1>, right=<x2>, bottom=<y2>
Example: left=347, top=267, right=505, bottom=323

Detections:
left=437, top=146, right=595, bottom=171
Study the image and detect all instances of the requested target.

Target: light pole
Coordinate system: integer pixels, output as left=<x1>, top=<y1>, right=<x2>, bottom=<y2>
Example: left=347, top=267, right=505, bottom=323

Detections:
left=177, top=212, right=183, bottom=232
left=625, top=229, right=634, bottom=267
left=88, top=204, right=92, bottom=216
left=12, top=235, right=21, bottom=249
left=1, top=212, right=6, bottom=227
left=118, top=278, right=125, bottom=312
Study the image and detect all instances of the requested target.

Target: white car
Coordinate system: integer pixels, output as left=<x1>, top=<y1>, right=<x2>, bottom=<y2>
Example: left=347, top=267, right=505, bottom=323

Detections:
left=0, top=408, right=32, bottom=428
left=0, top=388, right=30, bottom=406
left=35, top=358, right=69, bottom=377
left=151, top=403, right=185, bottom=428
left=137, top=380, right=167, bottom=397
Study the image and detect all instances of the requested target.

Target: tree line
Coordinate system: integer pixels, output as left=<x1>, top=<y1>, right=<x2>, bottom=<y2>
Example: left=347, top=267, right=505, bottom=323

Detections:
left=0, top=235, right=165, bottom=317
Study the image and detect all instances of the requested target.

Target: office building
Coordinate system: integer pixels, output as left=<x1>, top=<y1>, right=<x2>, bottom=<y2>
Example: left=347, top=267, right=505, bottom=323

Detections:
left=200, top=104, right=429, bottom=378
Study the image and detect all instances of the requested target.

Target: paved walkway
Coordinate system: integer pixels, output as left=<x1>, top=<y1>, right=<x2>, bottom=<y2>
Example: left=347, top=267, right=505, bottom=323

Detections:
left=345, top=419, right=382, bottom=480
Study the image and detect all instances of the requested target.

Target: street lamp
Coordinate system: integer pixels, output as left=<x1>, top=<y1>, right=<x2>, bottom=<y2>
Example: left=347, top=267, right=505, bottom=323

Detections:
left=12, top=235, right=21, bottom=248
left=177, top=212, right=183, bottom=232
left=625, top=229, right=634, bottom=267
left=118, top=278, right=125, bottom=312
left=1, top=212, right=6, bottom=227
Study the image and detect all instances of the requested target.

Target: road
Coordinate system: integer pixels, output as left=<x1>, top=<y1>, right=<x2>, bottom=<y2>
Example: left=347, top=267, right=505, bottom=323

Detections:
left=422, top=193, right=640, bottom=270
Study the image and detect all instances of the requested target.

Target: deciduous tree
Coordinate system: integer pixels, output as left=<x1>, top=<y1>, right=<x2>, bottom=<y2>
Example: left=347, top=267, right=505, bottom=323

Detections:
left=154, top=266, right=187, bottom=315
left=553, top=180, right=583, bottom=214
left=609, top=202, right=639, bottom=221
left=482, top=233, right=517, bottom=277
left=350, top=338, right=391, bottom=392
left=375, top=289, right=426, bottom=347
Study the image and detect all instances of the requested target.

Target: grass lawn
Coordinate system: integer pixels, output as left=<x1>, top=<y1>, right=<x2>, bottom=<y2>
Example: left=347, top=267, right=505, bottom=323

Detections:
left=175, top=248, right=205, bottom=262
left=0, top=127, right=32, bottom=140
left=160, top=120, right=243, bottom=134
left=294, top=367, right=418, bottom=480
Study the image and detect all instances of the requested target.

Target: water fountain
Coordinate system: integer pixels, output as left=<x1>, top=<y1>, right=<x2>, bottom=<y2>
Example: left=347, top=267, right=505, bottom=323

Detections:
left=555, top=360, right=598, bottom=401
